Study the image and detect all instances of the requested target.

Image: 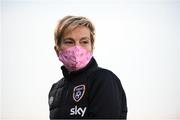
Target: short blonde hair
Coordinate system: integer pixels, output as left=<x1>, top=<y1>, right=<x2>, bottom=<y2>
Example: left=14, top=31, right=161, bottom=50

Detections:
left=54, top=15, right=95, bottom=48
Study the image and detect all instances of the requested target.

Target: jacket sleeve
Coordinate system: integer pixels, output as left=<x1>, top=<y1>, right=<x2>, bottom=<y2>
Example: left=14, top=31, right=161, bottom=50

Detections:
left=87, top=69, right=127, bottom=119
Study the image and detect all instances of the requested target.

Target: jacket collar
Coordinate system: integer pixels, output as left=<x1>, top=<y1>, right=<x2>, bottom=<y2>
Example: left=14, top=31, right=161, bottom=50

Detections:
left=61, top=57, right=98, bottom=79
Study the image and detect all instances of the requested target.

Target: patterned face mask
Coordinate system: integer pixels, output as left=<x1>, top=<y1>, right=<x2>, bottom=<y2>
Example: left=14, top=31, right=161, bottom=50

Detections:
left=59, top=45, right=92, bottom=72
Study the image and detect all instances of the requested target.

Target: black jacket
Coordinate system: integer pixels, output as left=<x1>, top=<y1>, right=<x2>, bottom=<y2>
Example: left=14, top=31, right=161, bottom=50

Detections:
left=48, top=57, right=127, bottom=119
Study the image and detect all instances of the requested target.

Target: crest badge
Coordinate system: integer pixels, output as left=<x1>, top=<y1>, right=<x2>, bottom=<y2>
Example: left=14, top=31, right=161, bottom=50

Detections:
left=73, top=85, right=85, bottom=102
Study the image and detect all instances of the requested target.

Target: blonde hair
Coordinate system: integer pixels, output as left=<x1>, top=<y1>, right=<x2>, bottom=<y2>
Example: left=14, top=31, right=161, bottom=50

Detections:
left=54, top=15, right=95, bottom=48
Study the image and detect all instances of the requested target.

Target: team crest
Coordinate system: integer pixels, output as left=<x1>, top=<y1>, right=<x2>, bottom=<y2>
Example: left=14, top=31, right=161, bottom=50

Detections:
left=73, top=85, right=85, bottom=102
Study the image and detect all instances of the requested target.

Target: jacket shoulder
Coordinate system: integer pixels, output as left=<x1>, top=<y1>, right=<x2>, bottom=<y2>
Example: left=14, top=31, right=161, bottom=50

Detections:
left=49, top=78, right=64, bottom=96
left=90, top=67, right=120, bottom=82
left=55, top=78, right=64, bottom=86
left=87, top=67, right=123, bottom=90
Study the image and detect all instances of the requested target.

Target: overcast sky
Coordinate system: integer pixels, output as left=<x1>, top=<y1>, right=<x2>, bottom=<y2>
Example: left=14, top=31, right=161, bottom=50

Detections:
left=1, top=0, right=180, bottom=119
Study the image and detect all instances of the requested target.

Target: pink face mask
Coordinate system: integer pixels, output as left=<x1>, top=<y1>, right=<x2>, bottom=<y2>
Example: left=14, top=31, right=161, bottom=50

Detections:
left=59, top=46, right=93, bottom=72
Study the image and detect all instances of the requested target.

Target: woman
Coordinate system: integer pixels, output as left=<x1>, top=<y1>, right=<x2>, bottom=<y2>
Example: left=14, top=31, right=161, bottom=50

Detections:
left=48, top=15, right=127, bottom=119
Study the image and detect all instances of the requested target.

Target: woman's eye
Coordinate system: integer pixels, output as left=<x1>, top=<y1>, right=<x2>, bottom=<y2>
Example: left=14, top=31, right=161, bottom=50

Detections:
left=63, top=40, right=74, bottom=44
left=81, top=40, right=89, bottom=44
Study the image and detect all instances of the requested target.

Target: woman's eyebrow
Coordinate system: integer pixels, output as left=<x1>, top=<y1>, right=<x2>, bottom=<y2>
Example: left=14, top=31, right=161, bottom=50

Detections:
left=63, top=37, right=90, bottom=41
left=63, top=37, right=74, bottom=41
left=80, top=37, right=90, bottom=40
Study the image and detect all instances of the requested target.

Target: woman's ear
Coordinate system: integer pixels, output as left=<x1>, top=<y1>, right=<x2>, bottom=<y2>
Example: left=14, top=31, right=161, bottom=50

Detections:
left=91, top=45, right=95, bottom=53
left=54, top=46, right=59, bottom=57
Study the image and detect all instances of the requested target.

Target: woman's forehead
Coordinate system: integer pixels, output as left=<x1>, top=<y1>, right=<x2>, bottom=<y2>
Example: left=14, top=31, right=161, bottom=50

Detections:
left=63, top=26, right=91, bottom=38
